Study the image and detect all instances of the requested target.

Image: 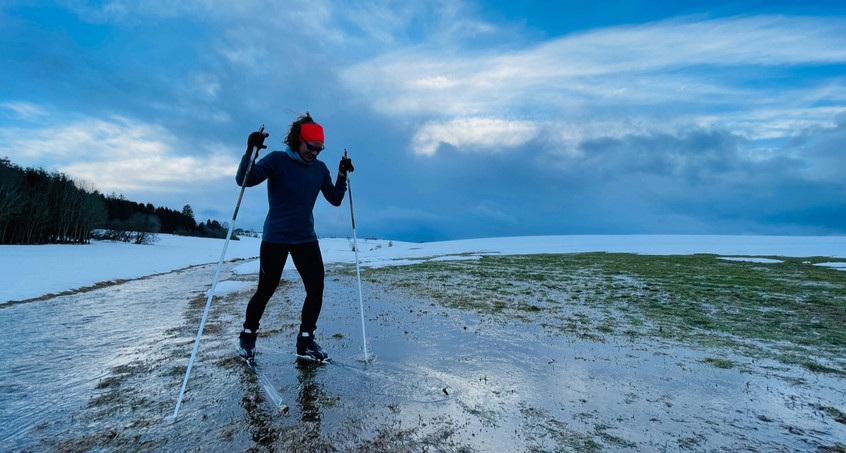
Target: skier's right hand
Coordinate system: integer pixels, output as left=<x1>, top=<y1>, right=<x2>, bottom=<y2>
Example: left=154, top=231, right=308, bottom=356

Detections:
left=247, top=130, right=269, bottom=152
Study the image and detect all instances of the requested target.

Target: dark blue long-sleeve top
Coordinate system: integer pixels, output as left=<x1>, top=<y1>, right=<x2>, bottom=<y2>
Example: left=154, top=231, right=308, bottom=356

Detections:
left=236, top=147, right=347, bottom=244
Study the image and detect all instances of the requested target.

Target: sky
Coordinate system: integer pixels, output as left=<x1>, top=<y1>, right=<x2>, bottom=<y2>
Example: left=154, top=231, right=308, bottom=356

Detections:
left=2, top=1, right=846, bottom=242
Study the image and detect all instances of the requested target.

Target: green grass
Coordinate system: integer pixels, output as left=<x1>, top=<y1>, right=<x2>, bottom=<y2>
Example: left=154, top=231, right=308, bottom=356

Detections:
left=703, top=357, right=735, bottom=369
left=365, top=253, right=846, bottom=374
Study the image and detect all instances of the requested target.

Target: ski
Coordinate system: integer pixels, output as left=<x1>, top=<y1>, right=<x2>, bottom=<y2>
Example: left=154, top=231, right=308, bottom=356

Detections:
left=261, top=350, right=450, bottom=404
left=295, top=354, right=330, bottom=364
left=243, top=355, right=289, bottom=413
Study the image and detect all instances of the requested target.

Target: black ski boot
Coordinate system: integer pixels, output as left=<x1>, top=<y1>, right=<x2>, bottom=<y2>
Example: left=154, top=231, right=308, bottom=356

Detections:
left=238, top=329, right=257, bottom=359
left=296, top=331, right=327, bottom=362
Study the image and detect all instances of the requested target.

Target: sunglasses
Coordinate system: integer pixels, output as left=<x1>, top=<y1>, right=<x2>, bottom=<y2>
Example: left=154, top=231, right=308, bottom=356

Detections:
left=304, top=142, right=324, bottom=153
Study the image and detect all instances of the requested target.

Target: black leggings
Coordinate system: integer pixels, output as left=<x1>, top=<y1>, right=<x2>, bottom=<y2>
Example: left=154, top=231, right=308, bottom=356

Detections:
left=243, top=241, right=324, bottom=334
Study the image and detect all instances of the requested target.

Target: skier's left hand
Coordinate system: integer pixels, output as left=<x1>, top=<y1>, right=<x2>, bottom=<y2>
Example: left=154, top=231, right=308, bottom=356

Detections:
left=247, top=130, right=269, bottom=152
left=339, top=155, right=354, bottom=176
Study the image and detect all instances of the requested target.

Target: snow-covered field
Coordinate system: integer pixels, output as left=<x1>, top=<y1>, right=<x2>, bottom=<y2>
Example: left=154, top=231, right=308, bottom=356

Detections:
left=3, top=234, right=846, bottom=303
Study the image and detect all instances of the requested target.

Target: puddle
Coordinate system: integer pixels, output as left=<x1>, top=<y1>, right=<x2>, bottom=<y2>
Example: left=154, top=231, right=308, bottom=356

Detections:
left=0, top=264, right=221, bottom=449
left=1, top=262, right=844, bottom=451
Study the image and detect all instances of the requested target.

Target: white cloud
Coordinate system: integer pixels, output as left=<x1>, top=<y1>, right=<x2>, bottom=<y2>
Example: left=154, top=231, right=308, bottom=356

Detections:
left=411, top=76, right=460, bottom=89
left=60, top=152, right=236, bottom=192
left=412, top=117, right=540, bottom=156
left=1, top=102, right=49, bottom=121
left=0, top=113, right=238, bottom=192
left=3, top=116, right=168, bottom=162
left=190, top=73, right=222, bottom=100
left=342, top=15, right=846, bottom=153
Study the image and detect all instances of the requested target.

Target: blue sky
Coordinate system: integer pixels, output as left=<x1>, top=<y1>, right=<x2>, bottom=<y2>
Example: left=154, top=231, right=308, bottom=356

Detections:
left=2, top=1, right=845, bottom=242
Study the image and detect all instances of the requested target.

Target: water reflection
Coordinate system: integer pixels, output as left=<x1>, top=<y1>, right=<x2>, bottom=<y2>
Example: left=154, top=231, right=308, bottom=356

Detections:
left=295, top=359, right=324, bottom=425
left=0, top=264, right=218, bottom=450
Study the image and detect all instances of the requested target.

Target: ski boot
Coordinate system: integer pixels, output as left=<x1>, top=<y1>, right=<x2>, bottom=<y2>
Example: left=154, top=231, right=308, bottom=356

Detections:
left=238, top=329, right=257, bottom=359
left=296, top=331, right=328, bottom=362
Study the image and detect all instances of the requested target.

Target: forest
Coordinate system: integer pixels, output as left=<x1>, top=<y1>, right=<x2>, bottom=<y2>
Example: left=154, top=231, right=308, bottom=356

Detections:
left=0, top=157, right=233, bottom=245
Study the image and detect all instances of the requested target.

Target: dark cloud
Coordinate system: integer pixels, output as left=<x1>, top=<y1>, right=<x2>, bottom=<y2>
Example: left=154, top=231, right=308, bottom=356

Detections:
left=576, top=129, right=749, bottom=183
left=529, top=124, right=846, bottom=235
left=328, top=120, right=846, bottom=240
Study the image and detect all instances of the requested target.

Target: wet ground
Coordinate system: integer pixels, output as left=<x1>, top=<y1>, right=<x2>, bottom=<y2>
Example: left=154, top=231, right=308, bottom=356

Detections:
left=2, top=258, right=845, bottom=451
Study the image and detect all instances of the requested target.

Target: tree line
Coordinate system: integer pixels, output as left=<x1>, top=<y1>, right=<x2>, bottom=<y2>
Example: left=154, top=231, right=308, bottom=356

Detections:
left=1, top=157, right=234, bottom=245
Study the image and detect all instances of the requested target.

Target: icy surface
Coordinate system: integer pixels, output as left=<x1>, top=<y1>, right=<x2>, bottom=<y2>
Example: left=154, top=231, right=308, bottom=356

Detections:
left=1, top=235, right=845, bottom=450
left=2, top=265, right=843, bottom=451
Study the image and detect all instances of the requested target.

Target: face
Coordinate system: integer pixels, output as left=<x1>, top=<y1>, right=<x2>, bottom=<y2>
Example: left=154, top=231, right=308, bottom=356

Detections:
left=297, top=140, right=324, bottom=162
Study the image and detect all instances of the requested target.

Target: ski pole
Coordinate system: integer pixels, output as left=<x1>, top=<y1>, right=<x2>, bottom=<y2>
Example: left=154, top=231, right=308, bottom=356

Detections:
left=345, top=149, right=369, bottom=362
left=171, top=125, right=264, bottom=419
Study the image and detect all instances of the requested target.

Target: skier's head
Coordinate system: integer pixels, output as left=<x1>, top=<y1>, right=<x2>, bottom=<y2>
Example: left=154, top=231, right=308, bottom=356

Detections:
left=286, top=112, right=324, bottom=163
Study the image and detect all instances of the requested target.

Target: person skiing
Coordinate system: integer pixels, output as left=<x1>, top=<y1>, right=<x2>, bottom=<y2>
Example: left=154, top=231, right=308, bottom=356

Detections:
left=235, top=112, right=354, bottom=361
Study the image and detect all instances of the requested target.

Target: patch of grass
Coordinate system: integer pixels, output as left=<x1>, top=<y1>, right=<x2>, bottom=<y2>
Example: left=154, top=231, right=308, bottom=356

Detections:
left=519, top=405, right=602, bottom=452
left=594, top=423, right=637, bottom=448
left=188, top=294, right=208, bottom=309
left=165, top=365, right=188, bottom=377
left=214, top=356, right=242, bottom=367
left=803, top=361, right=843, bottom=375
left=678, top=432, right=707, bottom=449
left=54, top=428, right=120, bottom=453
left=88, top=390, right=122, bottom=407
left=369, top=253, right=846, bottom=373
left=596, top=324, right=614, bottom=334
left=95, top=376, right=123, bottom=389
left=813, top=405, right=846, bottom=424
left=703, top=357, right=734, bottom=369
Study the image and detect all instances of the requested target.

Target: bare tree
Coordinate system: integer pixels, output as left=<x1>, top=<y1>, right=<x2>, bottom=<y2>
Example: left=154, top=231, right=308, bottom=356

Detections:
left=0, top=163, right=25, bottom=242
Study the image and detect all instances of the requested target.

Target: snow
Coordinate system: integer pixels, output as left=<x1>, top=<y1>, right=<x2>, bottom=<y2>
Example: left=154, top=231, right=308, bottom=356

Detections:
left=814, top=262, right=846, bottom=271
left=3, top=234, right=846, bottom=304
left=207, top=280, right=254, bottom=297
left=231, top=260, right=261, bottom=275
left=717, top=257, right=784, bottom=264
left=1, top=235, right=262, bottom=303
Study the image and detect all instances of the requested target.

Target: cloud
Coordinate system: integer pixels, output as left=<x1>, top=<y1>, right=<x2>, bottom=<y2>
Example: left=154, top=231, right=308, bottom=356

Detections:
left=62, top=0, right=259, bottom=22
left=472, top=203, right=518, bottom=226
left=60, top=152, right=236, bottom=192
left=1, top=102, right=49, bottom=121
left=0, top=111, right=238, bottom=192
left=3, top=116, right=169, bottom=162
left=790, top=113, right=846, bottom=182
left=542, top=123, right=846, bottom=233
left=412, top=117, right=540, bottom=155
left=342, top=15, right=846, bottom=156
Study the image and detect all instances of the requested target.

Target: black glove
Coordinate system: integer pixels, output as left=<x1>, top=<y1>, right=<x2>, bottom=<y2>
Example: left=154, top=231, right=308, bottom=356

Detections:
left=339, top=156, right=354, bottom=176
left=247, top=130, right=269, bottom=151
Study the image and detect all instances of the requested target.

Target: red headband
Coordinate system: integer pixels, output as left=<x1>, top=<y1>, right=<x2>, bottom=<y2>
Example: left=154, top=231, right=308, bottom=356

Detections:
left=299, top=123, right=324, bottom=143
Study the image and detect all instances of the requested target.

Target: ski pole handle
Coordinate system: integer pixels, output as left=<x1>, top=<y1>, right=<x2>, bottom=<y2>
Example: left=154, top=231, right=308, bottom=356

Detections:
left=232, top=125, right=264, bottom=222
